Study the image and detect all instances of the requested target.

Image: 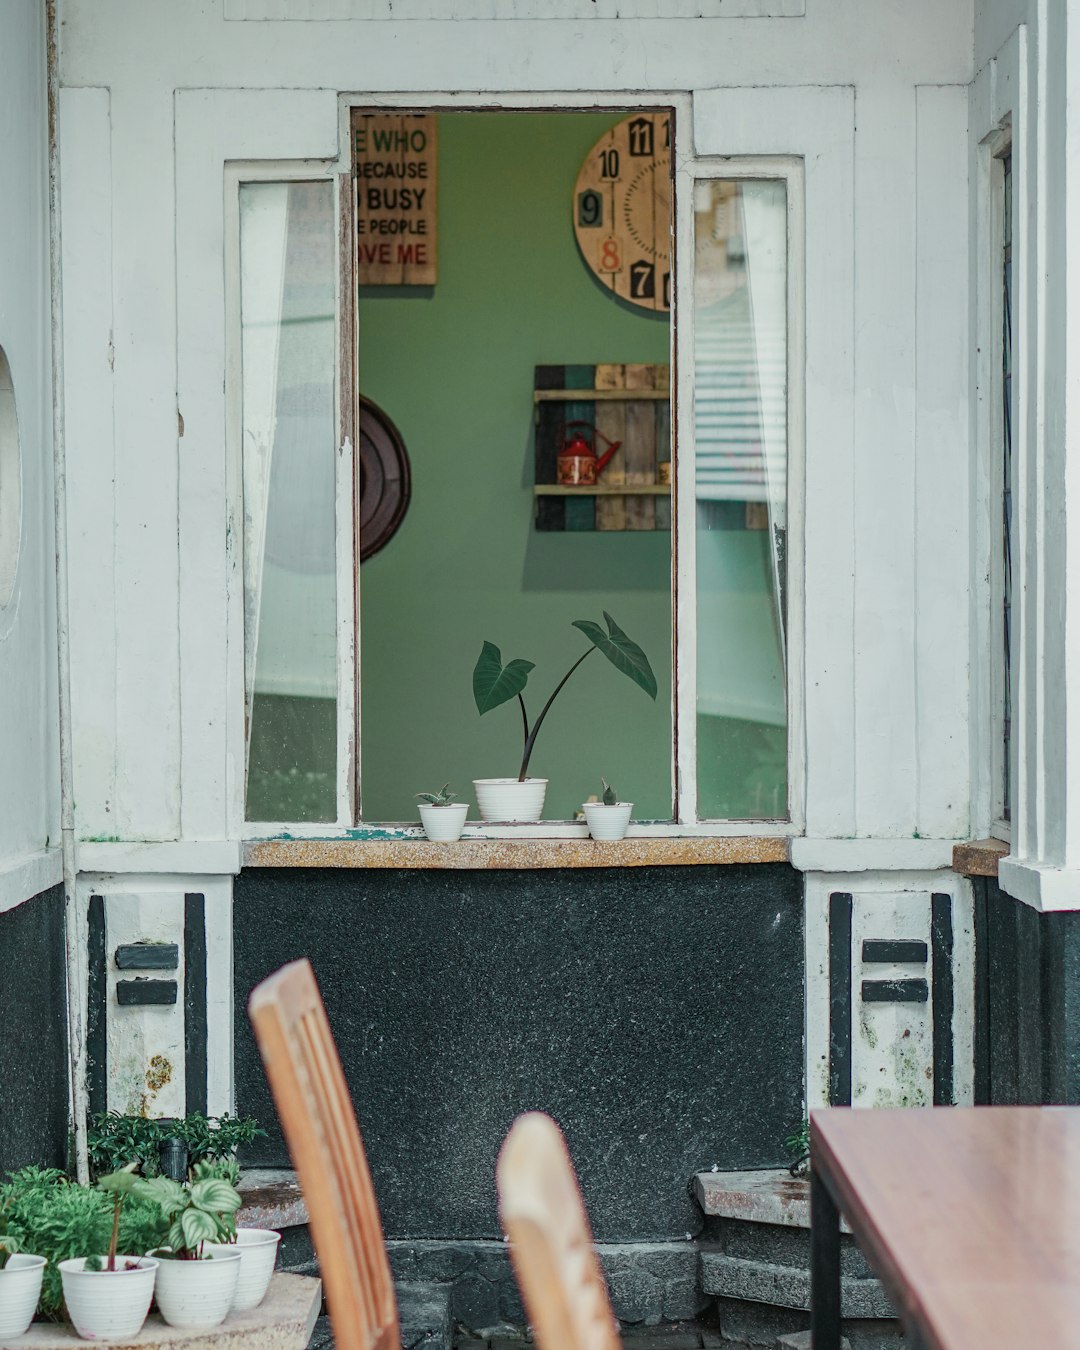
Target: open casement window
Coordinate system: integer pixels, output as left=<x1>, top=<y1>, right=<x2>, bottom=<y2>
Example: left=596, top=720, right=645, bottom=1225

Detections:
left=681, top=170, right=793, bottom=824
left=238, top=109, right=799, bottom=834
left=240, top=177, right=353, bottom=826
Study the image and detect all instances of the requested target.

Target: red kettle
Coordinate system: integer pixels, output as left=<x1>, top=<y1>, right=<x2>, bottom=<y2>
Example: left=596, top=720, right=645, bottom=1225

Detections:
left=556, top=421, right=623, bottom=487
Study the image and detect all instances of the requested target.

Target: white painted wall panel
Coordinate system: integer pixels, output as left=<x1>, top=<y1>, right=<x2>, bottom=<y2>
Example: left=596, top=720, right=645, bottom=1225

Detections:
left=225, top=0, right=804, bottom=17
left=914, top=85, right=971, bottom=840
left=109, top=89, right=183, bottom=839
left=852, top=84, right=919, bottom=838
left=60, top=88, right=118, bottom=843
left=0, top=1, right=60, bottom=886
left=59, top=3, right=972, bottom=93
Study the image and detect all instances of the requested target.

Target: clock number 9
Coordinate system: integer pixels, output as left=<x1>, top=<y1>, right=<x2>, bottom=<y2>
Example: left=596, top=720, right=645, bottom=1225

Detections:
left=598, top=148, right=620, bottom=180
left=578, top=190, right=603, bottom=228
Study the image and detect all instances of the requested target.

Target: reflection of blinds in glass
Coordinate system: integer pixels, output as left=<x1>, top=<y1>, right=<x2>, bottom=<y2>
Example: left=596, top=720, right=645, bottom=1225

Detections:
left=694, top=285, right=786, bottom=502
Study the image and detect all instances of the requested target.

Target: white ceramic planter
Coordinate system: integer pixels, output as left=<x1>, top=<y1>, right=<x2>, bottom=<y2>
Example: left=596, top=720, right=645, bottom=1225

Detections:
left=206, top=1228, right=280, bottom=1312
left=0, top=1253, right=46, bottom=1338
left=418, top=802, right=469, bottom=842
left=153, top=1249, right=241, bottom=1330
left=583, top=801, right=633, bottom=841
left=473, top=777, right=548, bottom=822
left=58, top=1255, right=158, bottom=1341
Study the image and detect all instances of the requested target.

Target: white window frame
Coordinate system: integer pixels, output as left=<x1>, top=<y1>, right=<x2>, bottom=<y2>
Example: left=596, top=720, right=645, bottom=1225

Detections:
left=225, top=161, right=357, bottom=835
left=235, top=91, right=805, bottom=840
left=984, top=133, right=1014, bottom=843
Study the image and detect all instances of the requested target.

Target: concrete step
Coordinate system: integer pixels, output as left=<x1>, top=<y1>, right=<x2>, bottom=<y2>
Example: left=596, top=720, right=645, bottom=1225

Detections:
left=776, top=1334, right=851, bottom=1350
left=700, top=1252, right=894, bottom=1320
left=303, top=1282, right=452, bottom=1350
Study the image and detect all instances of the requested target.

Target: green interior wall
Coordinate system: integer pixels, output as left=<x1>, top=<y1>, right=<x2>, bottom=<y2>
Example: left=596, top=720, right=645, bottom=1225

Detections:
left=358, top=112, right=672, bottom=821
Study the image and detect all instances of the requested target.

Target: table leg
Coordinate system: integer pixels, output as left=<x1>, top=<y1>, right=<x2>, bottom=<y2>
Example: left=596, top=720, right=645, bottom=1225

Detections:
left=810, top=1167, right=842, bottom=1350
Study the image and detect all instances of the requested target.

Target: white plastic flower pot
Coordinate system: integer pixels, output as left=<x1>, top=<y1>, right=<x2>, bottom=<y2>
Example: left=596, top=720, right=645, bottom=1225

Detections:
left=473, top=777, right=548, bottom=823
left=0, top=1253, right=46, bottom=1339
left=153, top=1249, right=241, bottom=1330
left=583, top=801, right=633, bottom=841
left=58, top=1255, right=158, bottom=1341
left=206, top=1228, right=280, bottom=1312
left=418, top=802, right=469, bottom=842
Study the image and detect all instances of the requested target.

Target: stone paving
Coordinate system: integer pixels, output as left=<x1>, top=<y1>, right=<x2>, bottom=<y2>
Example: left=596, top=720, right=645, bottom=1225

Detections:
left=308, top=1317, right=749, bottom=1349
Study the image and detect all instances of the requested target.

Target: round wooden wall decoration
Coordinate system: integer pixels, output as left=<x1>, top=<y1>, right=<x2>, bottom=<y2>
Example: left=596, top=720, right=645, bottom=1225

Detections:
left=572, top=112, right=672, bottom=313
left=358, top=395, right=411, bottom=562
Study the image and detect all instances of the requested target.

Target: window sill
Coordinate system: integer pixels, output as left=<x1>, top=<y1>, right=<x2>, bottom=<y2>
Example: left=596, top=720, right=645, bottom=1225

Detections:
left=951, top=837, right=1009, bottom=878
left=242, top=835, right=791, bottom=869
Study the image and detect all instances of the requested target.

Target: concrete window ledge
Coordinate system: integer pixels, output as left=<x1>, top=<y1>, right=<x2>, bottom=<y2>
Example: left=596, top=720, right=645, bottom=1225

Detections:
left=242, top=836, right=792, bottom=869
left=951, top=837, right=1008, bottom=878
left=997, top=857, right=1080, bottom=913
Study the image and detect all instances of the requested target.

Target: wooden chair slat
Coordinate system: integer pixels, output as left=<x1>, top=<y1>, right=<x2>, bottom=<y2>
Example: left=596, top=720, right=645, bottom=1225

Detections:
left=249, top=958, right=400, bottom=1350
left=498, top=1112, right=622, bottom=1350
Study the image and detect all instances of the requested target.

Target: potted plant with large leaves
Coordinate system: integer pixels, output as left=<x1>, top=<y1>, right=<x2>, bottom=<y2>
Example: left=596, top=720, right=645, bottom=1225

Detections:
left=135, top=1170, right=242, bottom=1330
left=472, top=612, right=656, bottom=822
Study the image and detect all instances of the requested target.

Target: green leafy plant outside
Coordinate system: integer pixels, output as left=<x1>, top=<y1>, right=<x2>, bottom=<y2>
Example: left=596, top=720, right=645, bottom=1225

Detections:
left=0, top=1232, right=20, bottom=1270
left=0, top=1167, right=168, bottom=1319
left=601, top=777, right=617, bottom=806
left=88, top=1112, right=264, bottom=1179
left=416, top=783, right=457, bottom=806
left=473, top=612, right=657, bottom=782
left=784, top=1118, right=811, bottom=1175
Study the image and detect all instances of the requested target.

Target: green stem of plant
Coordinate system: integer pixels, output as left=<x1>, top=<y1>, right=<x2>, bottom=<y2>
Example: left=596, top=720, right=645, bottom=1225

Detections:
left=516, top=692, right=530, bottom=752
left=518, top=647, right=595, bottom=781
left=108, top=1195, right=121, bottom=1273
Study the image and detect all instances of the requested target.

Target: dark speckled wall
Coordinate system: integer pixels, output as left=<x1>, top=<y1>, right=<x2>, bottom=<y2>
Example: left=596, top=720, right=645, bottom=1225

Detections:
left=0, top=886, right=70, bottom=1172
left=233, top=864, right=804, bottom=1241
left=974, top=875, right=1080, bottom=1104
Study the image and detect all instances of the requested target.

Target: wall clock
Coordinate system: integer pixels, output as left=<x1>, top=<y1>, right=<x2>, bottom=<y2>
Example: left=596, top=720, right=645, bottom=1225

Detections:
left=358, top=395, right=411, bottom=562
left=572, top=112, right=672, bottom=313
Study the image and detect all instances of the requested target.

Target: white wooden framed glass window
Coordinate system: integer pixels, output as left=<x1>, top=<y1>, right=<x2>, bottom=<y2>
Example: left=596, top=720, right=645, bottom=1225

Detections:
left=234, top=97, right=803, bottom=837
left=988, top=142, right=1014, bottom=841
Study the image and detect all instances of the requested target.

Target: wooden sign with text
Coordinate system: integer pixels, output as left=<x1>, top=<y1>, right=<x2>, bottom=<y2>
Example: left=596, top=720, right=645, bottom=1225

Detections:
left=353, top=112, right=437, bottom=285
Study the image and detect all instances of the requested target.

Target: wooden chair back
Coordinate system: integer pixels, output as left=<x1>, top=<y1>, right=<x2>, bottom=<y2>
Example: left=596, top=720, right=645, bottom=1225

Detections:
left=248, top=957, right=400, bottom=1350
left=497, top=1112, right=621, bottom=1350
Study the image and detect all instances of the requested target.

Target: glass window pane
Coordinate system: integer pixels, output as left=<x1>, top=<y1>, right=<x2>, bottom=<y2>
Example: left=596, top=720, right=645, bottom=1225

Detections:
left=694, top=179, right=788, bottom=819
left=241, top=181, right=338, bottom=822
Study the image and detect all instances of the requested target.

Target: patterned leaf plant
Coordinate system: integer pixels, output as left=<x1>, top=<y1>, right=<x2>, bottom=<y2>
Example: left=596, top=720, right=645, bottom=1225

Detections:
left=473, top=612, right=657, bottom=781
left=134, top=1168, right=242, bottom=1259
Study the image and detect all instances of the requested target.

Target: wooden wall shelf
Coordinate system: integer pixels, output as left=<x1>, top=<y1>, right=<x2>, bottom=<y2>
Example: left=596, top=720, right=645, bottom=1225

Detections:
left=533, top=388, right=669, bottom=404
left=534, top=485, right=669, bottom=496
left=534, top=363, right=671, bottom=532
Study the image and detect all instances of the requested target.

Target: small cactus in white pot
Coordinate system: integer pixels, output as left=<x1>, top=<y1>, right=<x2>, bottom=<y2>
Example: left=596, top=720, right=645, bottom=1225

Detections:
left=416, top=784, right=469, bottom=842
left=583, top=779, right=633, bottom=841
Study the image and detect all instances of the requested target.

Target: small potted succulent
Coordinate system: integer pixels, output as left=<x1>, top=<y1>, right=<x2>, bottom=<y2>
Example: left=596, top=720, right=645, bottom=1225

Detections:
left=137, top=1171, right=242, bottom=1329
left=583, top=778, right=633, bottom=841
left=0, top=1233, right=46, bottom=1340
left=472, top=612, right=656, bottom=822
left=416, top=783, right=469, bottom=842
left=58, top=1167, right=160, bottom=1341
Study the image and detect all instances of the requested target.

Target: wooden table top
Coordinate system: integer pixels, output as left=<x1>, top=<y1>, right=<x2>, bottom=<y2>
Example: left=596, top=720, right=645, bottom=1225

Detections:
left=811, top=1107, right=1080, bottom=1350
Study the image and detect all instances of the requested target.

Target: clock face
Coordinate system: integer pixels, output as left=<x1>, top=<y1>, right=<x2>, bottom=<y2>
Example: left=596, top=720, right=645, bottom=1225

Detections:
left=573, top=112, right=672, bottom=313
